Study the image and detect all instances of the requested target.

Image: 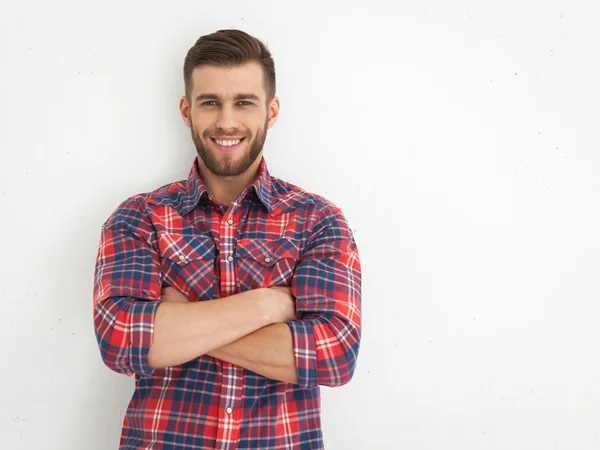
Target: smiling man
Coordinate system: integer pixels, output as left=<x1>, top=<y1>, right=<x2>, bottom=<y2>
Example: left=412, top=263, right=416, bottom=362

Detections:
left=93, top=29, right=362, bottom=450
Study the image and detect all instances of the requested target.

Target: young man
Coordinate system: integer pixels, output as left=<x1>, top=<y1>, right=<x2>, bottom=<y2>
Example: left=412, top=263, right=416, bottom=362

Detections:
left=93, top=29, right=362, bottom=449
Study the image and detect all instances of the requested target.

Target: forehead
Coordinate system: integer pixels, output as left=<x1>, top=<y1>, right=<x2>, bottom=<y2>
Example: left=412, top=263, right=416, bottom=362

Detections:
left=190, top=61, right=266, bottom=99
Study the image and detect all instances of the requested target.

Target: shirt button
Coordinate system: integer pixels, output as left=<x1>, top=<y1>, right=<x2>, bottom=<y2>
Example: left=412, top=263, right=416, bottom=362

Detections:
left=178, top=255, right=186, bottom=261
left=264, top=257, right=272, bottom=263
left=227, top=255, right=234, bottom=262
left=227, top=219, right=234, bottom=225
left=226, top=407, right=233, bottom=415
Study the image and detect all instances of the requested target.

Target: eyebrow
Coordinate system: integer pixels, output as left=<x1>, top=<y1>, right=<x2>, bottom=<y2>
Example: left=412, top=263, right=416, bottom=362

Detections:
left=195, top=93, right=261, bottom=103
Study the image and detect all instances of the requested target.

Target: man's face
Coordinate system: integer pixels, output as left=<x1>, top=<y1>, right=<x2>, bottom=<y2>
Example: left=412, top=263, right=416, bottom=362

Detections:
left=183, top=61, right=278, bottom=177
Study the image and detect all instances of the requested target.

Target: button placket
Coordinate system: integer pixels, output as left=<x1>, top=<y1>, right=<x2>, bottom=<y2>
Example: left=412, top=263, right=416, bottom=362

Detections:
left=215, top=202, right=248, bottom=447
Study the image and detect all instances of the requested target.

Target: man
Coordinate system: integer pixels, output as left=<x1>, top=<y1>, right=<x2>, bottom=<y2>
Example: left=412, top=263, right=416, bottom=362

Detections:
left=93, top=29, right=362, bottom=450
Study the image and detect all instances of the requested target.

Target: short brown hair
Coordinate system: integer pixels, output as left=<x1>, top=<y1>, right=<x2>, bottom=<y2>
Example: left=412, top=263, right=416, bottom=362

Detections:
left=183, top=29, right=276, bottom=102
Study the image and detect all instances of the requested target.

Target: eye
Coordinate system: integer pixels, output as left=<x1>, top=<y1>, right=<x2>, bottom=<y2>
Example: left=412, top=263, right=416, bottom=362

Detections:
left=202, top=101, right=218, bottom=106
left=238, top=101, right=253, bottom=106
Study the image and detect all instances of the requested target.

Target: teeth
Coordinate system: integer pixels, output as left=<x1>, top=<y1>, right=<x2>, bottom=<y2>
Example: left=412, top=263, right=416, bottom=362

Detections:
left=215, top=139, right=242, bottom=147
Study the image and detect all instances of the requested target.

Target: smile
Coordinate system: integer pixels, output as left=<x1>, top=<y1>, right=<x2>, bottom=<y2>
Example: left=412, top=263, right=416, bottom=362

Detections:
left=210, top=137, right=246, bottom=152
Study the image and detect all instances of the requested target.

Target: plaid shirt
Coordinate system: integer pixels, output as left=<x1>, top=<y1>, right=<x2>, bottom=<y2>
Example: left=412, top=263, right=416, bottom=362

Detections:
left=93, top=157, right=362, bottom=449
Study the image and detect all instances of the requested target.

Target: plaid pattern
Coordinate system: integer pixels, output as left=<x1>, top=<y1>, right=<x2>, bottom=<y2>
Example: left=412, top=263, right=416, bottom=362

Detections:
left=93, top=157, right=362, bottom=449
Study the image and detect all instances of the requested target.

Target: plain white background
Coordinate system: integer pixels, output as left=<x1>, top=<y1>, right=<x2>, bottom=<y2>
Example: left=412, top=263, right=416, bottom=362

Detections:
left=1, top=0, right=600, bottom=448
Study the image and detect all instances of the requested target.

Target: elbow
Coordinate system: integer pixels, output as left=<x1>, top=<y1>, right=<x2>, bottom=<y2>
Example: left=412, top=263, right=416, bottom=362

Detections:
left=103, top=358, right=134, bottom=377
left=97, top=337, right=153, bottom=377
left=94, top=307, right=133, bottom=376
left=95, top=335, right=135, bottom=376
left=93, top=298, right=157, bottom=378
left=318, top=325, right=361, bottom=388
left=330, top=360, right=358, bottom=387
left=319, top=344, right=360, bottom=388
left=291, top=315, right=361, bottom=389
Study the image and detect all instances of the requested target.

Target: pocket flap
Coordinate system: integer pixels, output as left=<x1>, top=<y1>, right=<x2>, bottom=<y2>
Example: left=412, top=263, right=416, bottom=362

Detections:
left=158, top=233, right=215, bottom=266
left=235, top=237, right=299, bottom=267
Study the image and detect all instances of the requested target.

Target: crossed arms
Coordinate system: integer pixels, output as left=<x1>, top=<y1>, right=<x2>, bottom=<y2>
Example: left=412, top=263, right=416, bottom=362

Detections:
left=93, top=200, right=362, bottom=388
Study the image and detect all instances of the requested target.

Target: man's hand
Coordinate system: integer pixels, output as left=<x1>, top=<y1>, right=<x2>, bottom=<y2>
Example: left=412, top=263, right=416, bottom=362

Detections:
left=161, top=286, right=190, bottom=303
left=268, top=286, right=297, bottom=323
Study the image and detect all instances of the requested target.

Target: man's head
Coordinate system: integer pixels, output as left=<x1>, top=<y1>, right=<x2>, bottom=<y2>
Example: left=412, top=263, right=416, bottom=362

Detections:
left=179, top=29, right=280, bottom=178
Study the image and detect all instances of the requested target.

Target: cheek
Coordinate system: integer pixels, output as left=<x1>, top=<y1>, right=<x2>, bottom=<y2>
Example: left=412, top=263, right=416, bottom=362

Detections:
left=190, top=111, right=211, bottom=133
left=192, top=122, right=209, bottom=139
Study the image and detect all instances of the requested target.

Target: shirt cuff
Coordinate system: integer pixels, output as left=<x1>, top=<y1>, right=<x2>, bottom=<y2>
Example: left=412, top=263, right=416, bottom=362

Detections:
left=128, top=298, right=162, bottom=377
left=287, top=319, right=319, bottom=389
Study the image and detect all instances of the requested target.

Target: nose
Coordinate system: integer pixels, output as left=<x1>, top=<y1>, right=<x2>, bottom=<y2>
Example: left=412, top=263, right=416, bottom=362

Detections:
left=215, top=103, right=239, bottom=131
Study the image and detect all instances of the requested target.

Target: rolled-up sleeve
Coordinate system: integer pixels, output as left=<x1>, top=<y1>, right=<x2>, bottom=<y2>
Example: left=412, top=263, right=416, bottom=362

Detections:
left=93, top=198, right=162, bottom=377
left=288, top=204, right=362, bottom=389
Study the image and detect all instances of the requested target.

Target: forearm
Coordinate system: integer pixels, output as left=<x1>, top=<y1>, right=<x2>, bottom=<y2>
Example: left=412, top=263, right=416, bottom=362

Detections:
left=208, top=322, right=298, bottom=384
left=148, top=289, right=273, bottom=369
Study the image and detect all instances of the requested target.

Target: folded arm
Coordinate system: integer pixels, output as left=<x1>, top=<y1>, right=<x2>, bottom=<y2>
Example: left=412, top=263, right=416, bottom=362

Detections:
left=207, top=204, right=362, bottom=388
left=93, top=199, right=279, bottom=377
left=208, top=323, right=298, bottom=384
left=94, top=198, right=361, bottom=386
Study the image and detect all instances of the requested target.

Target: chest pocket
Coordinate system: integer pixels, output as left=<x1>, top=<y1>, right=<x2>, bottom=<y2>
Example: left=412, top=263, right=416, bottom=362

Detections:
left=158, top=232, right=216, bottom=301
left=235, top=237, right=300, bottom=291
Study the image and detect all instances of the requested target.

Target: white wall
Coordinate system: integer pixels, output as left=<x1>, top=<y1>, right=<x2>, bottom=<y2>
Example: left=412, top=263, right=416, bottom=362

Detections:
left=1, top=0, right=599, bottom=448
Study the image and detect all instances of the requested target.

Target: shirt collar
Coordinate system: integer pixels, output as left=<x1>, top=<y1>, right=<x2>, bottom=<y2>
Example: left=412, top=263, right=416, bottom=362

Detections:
left=186, top=156, right=273, bottom=214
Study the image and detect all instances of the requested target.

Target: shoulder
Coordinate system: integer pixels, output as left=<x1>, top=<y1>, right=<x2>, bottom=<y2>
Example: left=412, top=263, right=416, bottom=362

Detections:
left=102, top=178, right=188, bottom=230
left=269, top=176, right=353, bottom=243
left=270, top=176, right=341, bottom=218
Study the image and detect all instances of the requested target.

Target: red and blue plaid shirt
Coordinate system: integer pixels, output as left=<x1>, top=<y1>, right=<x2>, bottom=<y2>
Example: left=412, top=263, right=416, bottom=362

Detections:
left=93, top=157, right=362, bottom=449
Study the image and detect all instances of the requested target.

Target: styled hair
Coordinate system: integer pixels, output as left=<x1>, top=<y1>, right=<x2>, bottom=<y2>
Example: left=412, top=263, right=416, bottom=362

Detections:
left=183, top=29, right=276, bottom=102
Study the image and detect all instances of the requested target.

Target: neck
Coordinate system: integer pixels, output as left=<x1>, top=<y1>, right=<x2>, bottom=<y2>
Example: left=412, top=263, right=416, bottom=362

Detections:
left=197, top=155, right=263, bottom=205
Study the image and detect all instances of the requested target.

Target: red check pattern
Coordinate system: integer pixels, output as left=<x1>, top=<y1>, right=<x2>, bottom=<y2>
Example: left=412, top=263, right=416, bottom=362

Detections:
left=93, top=157, right=362, bottom=449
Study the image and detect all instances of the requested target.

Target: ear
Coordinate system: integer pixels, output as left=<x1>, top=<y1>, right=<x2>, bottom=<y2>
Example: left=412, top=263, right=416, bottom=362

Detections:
left=267, top=96, right=280, bottom=129
left=179, top=95, right=191, bottom=128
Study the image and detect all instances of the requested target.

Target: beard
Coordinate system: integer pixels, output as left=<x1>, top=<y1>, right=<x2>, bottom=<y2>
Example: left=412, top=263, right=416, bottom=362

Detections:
left=191, top=116, right=269, bottom=177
